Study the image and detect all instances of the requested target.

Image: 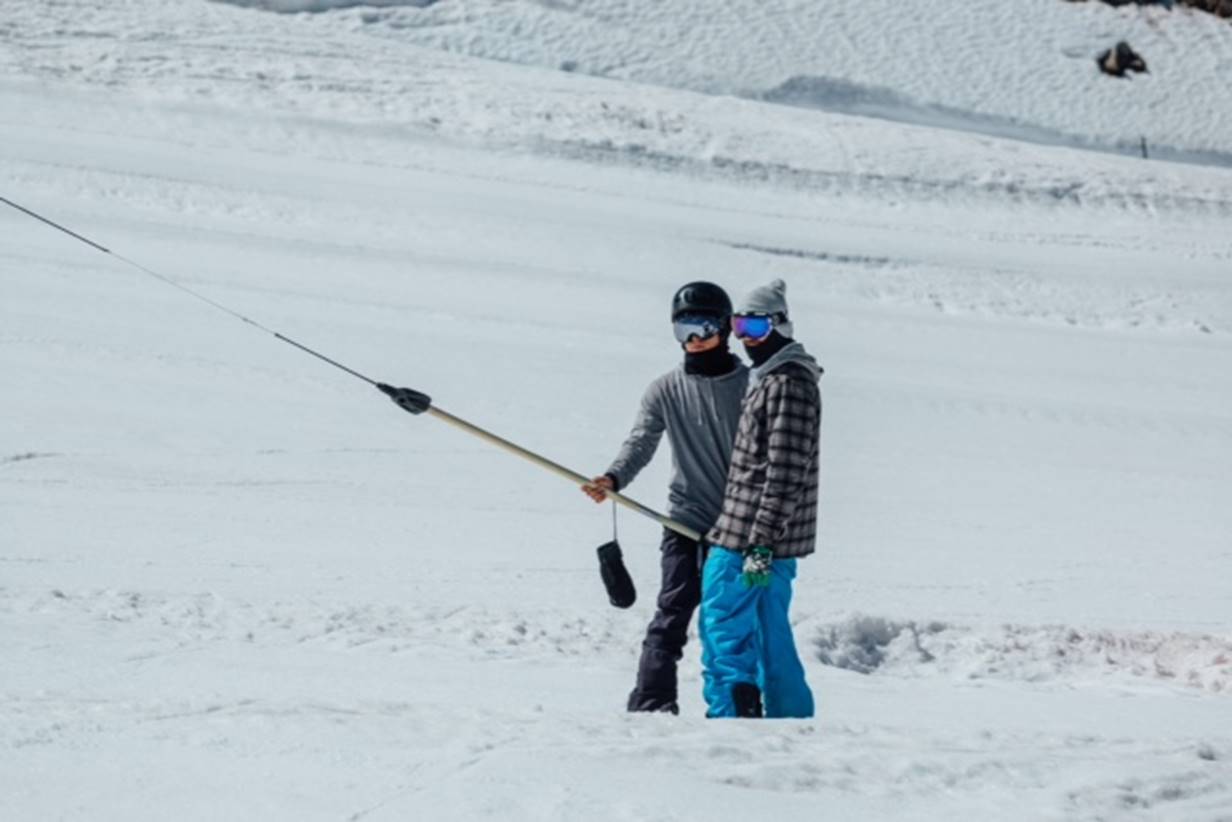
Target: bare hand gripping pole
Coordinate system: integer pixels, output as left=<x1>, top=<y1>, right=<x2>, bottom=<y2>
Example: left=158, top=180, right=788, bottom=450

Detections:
left=376, top=384, right=702, bottom=541
left=2, top=196, right=701, bottom=542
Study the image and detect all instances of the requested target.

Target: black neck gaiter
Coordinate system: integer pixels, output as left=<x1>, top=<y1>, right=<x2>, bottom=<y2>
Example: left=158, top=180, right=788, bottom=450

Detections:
left=684, top=343, right=738, bottom=377
left=744, top=331, right=792, bottom=368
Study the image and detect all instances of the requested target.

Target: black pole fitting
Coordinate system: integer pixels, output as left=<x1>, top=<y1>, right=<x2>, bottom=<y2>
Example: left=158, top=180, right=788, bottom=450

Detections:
left=377, top=383, right=432, bottom=415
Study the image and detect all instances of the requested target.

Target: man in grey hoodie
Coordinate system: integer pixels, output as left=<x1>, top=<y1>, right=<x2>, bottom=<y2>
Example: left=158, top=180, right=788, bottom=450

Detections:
left=584, top=282, right=749, bottom=714
left=702, top=279, right=822, bottom=719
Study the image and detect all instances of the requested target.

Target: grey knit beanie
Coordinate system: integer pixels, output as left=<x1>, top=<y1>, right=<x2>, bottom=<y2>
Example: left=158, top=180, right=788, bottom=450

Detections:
left=736, top=278, right=793, bottom=338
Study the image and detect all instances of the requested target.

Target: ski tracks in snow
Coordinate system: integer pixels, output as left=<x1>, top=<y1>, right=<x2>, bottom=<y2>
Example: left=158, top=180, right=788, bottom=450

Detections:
left=3, top=588, right=1232, bottom=819
left=8, top=586, right=1232, bottom=691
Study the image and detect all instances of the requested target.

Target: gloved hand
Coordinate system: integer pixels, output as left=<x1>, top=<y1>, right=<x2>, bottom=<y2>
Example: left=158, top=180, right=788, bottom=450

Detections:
left=741, top=546, right=773, bottom=587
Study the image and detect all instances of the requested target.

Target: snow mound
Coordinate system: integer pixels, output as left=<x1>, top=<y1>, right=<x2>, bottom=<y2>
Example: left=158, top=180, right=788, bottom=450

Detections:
left=815, top=616, right=1232, bottom=693
left=758, top=75, right=1232, bottom=168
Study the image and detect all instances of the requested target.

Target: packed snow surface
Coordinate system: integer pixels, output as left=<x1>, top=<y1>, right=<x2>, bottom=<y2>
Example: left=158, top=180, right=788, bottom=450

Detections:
left=3, top=1, right=1232, bottom=820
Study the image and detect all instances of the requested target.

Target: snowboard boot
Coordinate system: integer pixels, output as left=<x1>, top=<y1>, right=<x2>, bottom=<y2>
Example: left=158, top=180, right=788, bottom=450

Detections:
left=627, top=689, right=680, bottom=715
left=732, top=682, right=763, bottom=718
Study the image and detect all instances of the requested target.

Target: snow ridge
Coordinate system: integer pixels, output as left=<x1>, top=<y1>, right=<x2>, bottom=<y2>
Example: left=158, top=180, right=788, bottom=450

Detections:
left=815, top=615, right=1232, bottom=693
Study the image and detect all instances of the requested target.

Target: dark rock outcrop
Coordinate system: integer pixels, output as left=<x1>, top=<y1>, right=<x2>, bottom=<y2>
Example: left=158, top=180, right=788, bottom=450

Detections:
left=1181, top=0, right=1232, bottom=17
left=1097, top=41, right=1149, bottom=77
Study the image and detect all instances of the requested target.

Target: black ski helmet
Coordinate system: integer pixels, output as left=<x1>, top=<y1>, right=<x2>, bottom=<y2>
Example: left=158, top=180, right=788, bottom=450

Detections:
left=671, top=281, right=732, bottom=321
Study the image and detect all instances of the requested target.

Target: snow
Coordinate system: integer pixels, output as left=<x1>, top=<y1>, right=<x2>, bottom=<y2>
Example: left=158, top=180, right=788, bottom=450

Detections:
left=816, top=616, right=1232, bottom=692
left=212, top=0, right=1232, bottom=164
left=217, top=0, right=436, bottom=11
left=3, top=0, right=1232, bottom=820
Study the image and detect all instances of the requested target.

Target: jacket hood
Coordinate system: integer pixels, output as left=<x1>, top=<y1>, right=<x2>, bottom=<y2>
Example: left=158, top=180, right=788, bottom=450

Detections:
left=751, top=340, right=823, bottom=384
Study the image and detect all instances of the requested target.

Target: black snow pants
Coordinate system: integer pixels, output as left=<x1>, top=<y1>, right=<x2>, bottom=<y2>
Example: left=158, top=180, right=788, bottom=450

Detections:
left=627, top=529, right=704, bottom=713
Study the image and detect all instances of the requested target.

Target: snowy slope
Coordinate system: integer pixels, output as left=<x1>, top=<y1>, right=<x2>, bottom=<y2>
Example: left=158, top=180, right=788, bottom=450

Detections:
left=215, top=0, right=1232, bottom=163
left=3, top=1, right=1232, bottom=820
left=5, top=0, right=1232, bottom=210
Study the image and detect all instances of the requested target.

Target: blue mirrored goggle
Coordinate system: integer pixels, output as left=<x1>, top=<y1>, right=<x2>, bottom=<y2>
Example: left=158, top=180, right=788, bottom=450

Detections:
left=673, top=313, right=724, bottom=343
left=731, top=313, right=775, bottom=341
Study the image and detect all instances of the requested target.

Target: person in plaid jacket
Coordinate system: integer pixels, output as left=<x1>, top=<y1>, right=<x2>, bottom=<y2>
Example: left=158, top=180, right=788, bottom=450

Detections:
left=702, top=279, right=822, bottom=719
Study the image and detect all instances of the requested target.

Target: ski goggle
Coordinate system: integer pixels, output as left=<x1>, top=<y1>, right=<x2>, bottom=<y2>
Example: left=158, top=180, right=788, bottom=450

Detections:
left=673, top=313, right=724, bottom=344
left=731, top=313, right=776, bottom=341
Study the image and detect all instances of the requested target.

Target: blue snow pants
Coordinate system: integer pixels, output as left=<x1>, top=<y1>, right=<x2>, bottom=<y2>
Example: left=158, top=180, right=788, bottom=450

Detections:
left=700, top=546, right=814, bottom=719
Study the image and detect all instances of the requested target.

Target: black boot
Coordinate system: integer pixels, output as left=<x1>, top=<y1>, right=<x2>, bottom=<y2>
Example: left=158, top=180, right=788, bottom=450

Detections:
left=732, top=682, right=763, bottom=718
left=627, top=647, right=681, bottom=714
left=627, top=690, right=680, bottom=715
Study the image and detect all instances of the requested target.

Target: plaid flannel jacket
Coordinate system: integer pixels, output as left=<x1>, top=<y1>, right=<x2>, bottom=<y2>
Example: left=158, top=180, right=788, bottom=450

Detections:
left=707, top=361, right=821, bottom=559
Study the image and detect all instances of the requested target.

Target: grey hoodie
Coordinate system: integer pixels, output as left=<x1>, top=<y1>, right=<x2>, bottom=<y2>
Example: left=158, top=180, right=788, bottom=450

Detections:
left=606, top=361, right=750, bottom=536
left=750, top=341, right=822, bottom=386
